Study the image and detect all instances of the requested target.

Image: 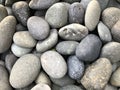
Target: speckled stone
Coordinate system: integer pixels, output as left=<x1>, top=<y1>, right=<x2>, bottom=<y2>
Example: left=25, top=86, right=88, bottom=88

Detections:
left=81, top=58, right=112, bottom=90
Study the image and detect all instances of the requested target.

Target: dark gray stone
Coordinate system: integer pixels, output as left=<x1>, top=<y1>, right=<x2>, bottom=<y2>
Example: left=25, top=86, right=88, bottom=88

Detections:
left=67, top=56, right=84, bottom=80
left=34, top=10, right=47, bottom=17
left=76, top=34, right=102, bottom=62
left=62, top=0, right=80, bottom=3
left=16, top=24, right=27, bottom=31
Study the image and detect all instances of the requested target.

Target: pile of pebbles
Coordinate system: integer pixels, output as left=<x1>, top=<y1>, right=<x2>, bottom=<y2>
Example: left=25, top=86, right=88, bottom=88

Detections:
left=1, top=0, right=120, bottom=90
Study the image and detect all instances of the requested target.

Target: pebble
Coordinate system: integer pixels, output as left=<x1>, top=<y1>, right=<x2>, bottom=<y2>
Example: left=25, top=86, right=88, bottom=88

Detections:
left=0, top=60, right=5, bottom=66
left=0, top=0, right=5, bottom=4
left=110, top=67, right=120, bottom=87
left=101, top=42, right=120, bottom=63
left=31, top=83, right=51, bottom=90
left=13, top=31, right=37, bottom=48
left=62, top=0, right=80, bottom=3
left=104, top=84, right=117, bottom=90
left=69, top=2, right=85, bottom=24
left=81, top=58, right=112, bottom=90
left=52, top=84, right=61, bottom=90
left=0, top=65, right=13, bottom=90
left=0, top=4, right=8, bottom=22
left=12, top=1, right=30, bottom=26
left=111, top=20, right=120, bottom=42
left=36, top=29, right=58, bottom=53
left=60, top=85, right=83, bottom=90
left=76, top=34, right=102, bottom=62
left=11, top=43, right=32, bottom=57
left=35, top=71, right=51, bottom=86
left=45, top=3, right=68, bottom=28
left=5, top=7, right=13, bottom=15
left=50, top=75, right=75, bottom=86
left=85, top=0, right=101, bottom=31
left=56, top=41, right=79, bottom=55
left=59, top=23, right=88, bottom=41
left=67, top=56, right=84, bottom=80
left=107, top=0, right=120, bottom=8
left=34, top=10, right=47, bottom=17
left=10, top=54, right=41, bottom=88
left=29, top=0, right=60, bottom=9
left=102, top=7, right=120, bottom=29
left=27, top=16, right=50, bottom=40
left=98, top=21, right=112, bottom=43
left=16, top=23, right=27, bottom=31
left=5, top=54, right=17, bottom=72
left=5, top=0, right=17, bottom=6
left=41, top=50, right=67, bottom=79
left=0, top=16, right=16, bottom=53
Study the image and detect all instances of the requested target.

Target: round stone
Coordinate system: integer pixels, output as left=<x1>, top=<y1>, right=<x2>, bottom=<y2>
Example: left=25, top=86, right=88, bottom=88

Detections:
left=11, top=43, right=32, bottom=57
left=59, top=23, right=88, bottom=41
left=45, top=3, right=68, bottom=28
left=36, top=29, right=58, bottom=53
left=98, top=21, right=112, bottom=43
left=60, top=85, right=83, bottom=90
left=110, top=67, right=120, bottom=86
left=85, top=0, right=101, bottom=31
left=29, top=0, right=60, bottom=9
left=10, top=54, right=41, bottom=88
left=69, top=2, right=85, bottom=24
left=27, top=16, right=50, bottom=40
left=13, top=31, right=37, bottom=48
left=56, top=41, right=79, bottom=55
left=41, top=50, right=67, bottom=79
left=31, top=83, right=51, bottom=90
left=104, top=84, right=117, bottom=90
left=67, top=56, right=84, bottom=80
left=0, top=4, right=8, bottom=22
left=81, top=58, right=112, bottom=90
left=76, top=34, right=102, bottom=62
left=111, top=20, right=120, bottom=42
left=12, top=1, right=30, bottom=26
left=50, top=75, right=75, bottom=86
left=102, top=7, right=120, bottom=29
left=0, top=16, right=16, bottom=53
left=101, top=42, right=120, bottom=63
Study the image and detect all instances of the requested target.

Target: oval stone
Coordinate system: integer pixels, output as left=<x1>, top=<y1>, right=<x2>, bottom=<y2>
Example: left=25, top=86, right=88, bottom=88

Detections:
left=85, top=0, right=101, bottom=31
left=81, top=58, right=112, bottom=90
left=27, top=16, right=50, bottom=40
left=13, top=31, right=37, bottom=48
left=41, top=51, right=67, bottom=79
left=56, top=41, right=79, bottom=55
left=0, top=16, right=16, bottom=53
left=10, top=54, right=41, bottom=88
left=59, top=23, right=88, bottom=41
left=76, top=34, right=102, bottom=62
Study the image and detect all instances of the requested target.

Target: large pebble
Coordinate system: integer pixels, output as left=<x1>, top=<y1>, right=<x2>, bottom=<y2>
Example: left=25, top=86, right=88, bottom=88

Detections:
left=31, top=83, right=51, bottom=90
left=29, top=0, right=59, bottom=9
left=5, top=54, right=17, bottom=72
left=101, top=42, right=120, bottom=63
left=27, top=16, right=50, bottom=40
left=35, top=71, right=51, bottom=86
left=102, top=7, right=120, bottom=29
left=69, top=2, right=85, bottom=24
left=81, top=58, right=112, bottom=90
left=50, top=75, right=75, bottom=86
left=11, top=43, right=32, bottom=57
left=0, top=65, right=13, bottom=90
left=60, top=85, right=83, bottom=90
left=111, top=20, right=120, bottom=42
left=0, top=16, right=16, bottom=53
left=0, top=4, right=8, bottom=22
left=56, top=41, right=79, bottom=55
left=76, top=34, right=102, bottom=62
left=104, top=84, right=117, bottom=90
left=85, top=0, right=101, bottom=31
left=45, top=3, right=68, bottom=28
left=98, top=21, right=112, bottom=43
left=36, top=29, right=58, bottom=53
left=13, top=31, right=37, bottom=48
left=110, top=67, right=120, bottom=87
left=59, top=23, right=88, bottom=41
left=10, top=54, right=41, bottom=88
left=67, top=56, right=84, bottom=80
left=12, top=1, right=30, bottom=26
left=41, top=51, right=67, bottom=78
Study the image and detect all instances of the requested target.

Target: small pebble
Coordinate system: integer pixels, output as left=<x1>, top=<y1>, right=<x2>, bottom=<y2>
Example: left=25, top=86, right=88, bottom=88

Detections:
left=60, top=85, right=83, bottom=90
left=16, top=23, right=27, bottom=31
left=52, top=84, right=61, bottom=90
left=41, top=50, right=67, bottom=79
left=104, top=84, right=117, bottom=90
left=34, top=10, right=47, bottom=17
left=5, top=6, right=13, bottom=15
left=62, top=0, right=80, bottom=3
left=0, top=60, right=5, bottom=66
